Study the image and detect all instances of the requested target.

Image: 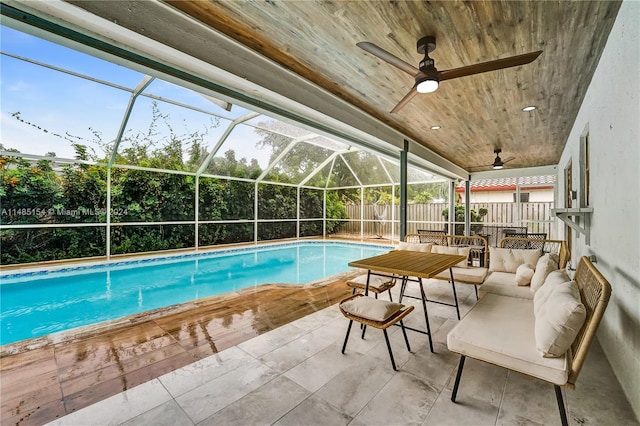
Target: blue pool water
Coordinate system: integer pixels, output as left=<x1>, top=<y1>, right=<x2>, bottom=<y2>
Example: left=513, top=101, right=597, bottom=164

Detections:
left=0, top=242, right=387, bottom=345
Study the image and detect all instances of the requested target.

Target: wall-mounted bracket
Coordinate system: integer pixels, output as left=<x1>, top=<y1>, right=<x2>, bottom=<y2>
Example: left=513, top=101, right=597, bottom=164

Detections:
left=551, top=208, right=593, bottom=245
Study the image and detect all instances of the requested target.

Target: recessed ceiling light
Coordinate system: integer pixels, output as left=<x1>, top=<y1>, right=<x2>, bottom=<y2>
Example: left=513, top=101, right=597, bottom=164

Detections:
left=522, top=106, right=537, bottom=112
left=431, top=125, right=441, bottom=130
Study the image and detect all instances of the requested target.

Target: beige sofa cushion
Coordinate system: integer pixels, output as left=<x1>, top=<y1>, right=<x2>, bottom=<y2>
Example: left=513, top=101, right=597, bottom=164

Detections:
left=397, top=241, right=432, bottom=253
left=489, top=247, right=542, bottom=273
left=340, top=297, right=403, bottom=322
left=538, top=270, right=572, bottom=299
left=447, top=293, right=570, bottom=385
left=480, top=271, right=534, bottom=299
left=534, top=280, right=586, bottom=357
left=516, top=263, right=535, bottom=286
left=346, top=274, right=395, bottom=293
left=434, top=266, right=488, bottom=284
left=530, top=253, right=560, bottom=293
left=431, top=245, right=471, bottom=268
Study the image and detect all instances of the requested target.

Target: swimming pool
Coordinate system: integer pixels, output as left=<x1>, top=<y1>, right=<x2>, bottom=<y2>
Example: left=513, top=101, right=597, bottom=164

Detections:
left=0, top=241, right=388, bottom=345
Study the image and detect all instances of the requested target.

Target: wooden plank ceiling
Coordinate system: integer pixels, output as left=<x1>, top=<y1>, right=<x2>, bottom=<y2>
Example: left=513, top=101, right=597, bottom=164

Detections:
left=83, top=1, right=623, bottom=172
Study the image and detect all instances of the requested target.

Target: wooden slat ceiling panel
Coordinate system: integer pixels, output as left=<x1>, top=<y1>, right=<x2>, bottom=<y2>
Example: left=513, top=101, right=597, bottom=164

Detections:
left=76, top=0, right=623, bottom=172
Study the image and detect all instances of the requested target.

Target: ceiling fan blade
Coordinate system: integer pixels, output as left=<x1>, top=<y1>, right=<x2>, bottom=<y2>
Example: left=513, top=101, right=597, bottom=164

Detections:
left=439, top=50, right=542, bottom=82
left=357, top=42, right=419, bottom=76
left=390, top=86, right=419, bottom=113
left=468, top=157, right=515, bottom=169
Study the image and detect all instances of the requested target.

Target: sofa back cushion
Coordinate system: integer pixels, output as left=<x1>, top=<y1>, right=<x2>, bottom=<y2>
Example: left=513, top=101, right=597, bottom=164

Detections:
left=530, top=253, right=561, bottom=293
left=431, top=245, right=471, bottom=268
left=489, top=247, right=542, bottom=273
left=533, top=280, right=586, bottom=357
left=397, top=241, right=432, bottom=253
left=533, top=270, right=572, bottom=307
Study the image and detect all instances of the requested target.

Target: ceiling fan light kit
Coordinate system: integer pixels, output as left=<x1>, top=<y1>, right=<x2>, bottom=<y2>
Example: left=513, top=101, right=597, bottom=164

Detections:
left=416, top=36, right=439, bottom=93
left=469, top=148, right=515, bottom=170
left=491, top=148, right=509, bottom=169
left=416, top=77, right=438, bottom=93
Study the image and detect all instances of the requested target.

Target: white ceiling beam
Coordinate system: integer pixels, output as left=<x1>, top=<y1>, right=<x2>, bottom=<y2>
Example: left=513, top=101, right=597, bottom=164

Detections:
left=470, top=165, right=558, bottom=181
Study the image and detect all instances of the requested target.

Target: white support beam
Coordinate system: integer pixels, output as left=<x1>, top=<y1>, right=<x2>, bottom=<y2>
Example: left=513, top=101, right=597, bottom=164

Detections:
left=299, top=150, right=345, bottom=187
left=110, top=75, right=155, bottom=167
left=470, top=165, right=558, bottom=181
left=196, top=112, right=260, bottom=176
left=338, top=153, right=363, bottom=187
left=255, top=134, right=317, bottom=183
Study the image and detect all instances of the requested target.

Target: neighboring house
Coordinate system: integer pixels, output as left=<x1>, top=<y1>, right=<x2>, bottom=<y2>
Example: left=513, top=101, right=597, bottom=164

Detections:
left=456, top=175, right=555, bottom=203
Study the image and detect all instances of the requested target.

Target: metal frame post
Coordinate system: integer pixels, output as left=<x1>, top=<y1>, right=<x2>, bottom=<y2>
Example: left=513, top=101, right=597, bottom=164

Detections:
left=400, top=140, right=408, bottom=241
left=464, top=179, right=471, bottom=235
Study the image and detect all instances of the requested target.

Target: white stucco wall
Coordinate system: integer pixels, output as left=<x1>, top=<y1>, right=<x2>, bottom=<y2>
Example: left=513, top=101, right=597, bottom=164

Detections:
left=557, top=0, right=639, bottom=417
left=467, top=188, right=553, bottom=203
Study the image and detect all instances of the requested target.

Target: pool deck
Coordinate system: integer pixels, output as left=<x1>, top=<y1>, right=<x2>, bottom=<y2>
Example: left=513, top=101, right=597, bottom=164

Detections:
left=4, top=276, right=638, bottom=426
left=0, top=274, right=359, bottom=426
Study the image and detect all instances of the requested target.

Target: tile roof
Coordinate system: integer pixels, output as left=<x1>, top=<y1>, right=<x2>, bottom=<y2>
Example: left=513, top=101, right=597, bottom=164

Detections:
left=456, top=175, right=556, bottom=191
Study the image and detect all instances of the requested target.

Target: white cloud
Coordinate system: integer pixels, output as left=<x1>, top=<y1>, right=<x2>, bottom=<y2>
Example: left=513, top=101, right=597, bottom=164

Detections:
left=8, top=79, right=32, bottom=92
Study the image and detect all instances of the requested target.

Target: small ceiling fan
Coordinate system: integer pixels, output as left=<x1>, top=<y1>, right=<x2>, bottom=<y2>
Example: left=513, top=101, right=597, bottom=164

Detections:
left=470, top=148, right=515, bottom=170
left=357, top=36, right=542, bottom=113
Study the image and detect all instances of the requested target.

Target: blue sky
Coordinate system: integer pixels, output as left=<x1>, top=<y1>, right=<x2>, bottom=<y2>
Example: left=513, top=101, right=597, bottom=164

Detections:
left=0, top=25, right=277, bottom=168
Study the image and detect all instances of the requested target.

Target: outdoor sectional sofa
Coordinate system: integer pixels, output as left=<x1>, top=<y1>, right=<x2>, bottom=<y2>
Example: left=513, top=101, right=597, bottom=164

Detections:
left=478, top=237, right=570, bottom=299
left=397, top=234, right=570, bottom=310
left=447, top=255, right=611, bottom=426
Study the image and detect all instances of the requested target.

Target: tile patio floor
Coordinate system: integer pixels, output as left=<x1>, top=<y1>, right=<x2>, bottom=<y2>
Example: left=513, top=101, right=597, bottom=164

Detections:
left=42, top=280, right=637, bottom=426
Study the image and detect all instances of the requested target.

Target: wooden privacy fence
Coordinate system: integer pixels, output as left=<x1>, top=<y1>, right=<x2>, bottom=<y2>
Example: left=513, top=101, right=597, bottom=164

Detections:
left=342, top=202, right=554, bottom=240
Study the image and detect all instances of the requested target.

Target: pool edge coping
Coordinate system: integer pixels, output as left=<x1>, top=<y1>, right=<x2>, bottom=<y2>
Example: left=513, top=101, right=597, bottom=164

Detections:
left=0, top=239, right=394, bottom=280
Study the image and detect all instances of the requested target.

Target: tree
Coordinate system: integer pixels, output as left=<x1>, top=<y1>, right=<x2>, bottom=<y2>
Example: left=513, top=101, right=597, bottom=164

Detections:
left=1, top=105, right=354, bottom=263
left=411, top=191, right=433, bottom=204
left=442, top=204, right=488, bottom=234
left=0, top=150, right=107, bottom=263
left=409, top=181, right=448, bottom=203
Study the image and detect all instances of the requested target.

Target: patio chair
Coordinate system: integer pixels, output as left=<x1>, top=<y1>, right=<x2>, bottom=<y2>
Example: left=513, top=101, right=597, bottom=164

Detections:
left=416, top=229, right=448, bottom=245
left=500, top=232, right=548, bottom=250
left=339, top=293, right=414, bottom=370
left=346, top=274, right=396, bottom=301
left=523, top=232, right=548, bottom=249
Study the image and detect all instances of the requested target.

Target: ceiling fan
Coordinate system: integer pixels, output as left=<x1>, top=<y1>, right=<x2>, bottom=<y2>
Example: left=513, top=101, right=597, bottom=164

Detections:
left=357, top=36, right=542, bottom=113
left=470, top=148, right=515, bottom=170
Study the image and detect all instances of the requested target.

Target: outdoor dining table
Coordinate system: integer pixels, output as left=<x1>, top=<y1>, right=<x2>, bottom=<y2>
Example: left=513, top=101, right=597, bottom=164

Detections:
left=348, top=250, right=466, bottom=353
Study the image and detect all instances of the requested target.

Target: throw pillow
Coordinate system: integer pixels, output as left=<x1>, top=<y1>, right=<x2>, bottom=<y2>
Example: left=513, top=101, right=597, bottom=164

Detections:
left=533, top=269, right=572, bottom=309
left=430, top=245, right=471, bottom=268
left=340, top=297, right=403, bottom=322
left=533, top=280, right=586, bottom=357
left=489, top=247, right=542, bottom=273
left=530, top=254, right=560, bottom=293
left=397, top=241, right=432, bottom=253
left=515, top=263, right=535, bottom=286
